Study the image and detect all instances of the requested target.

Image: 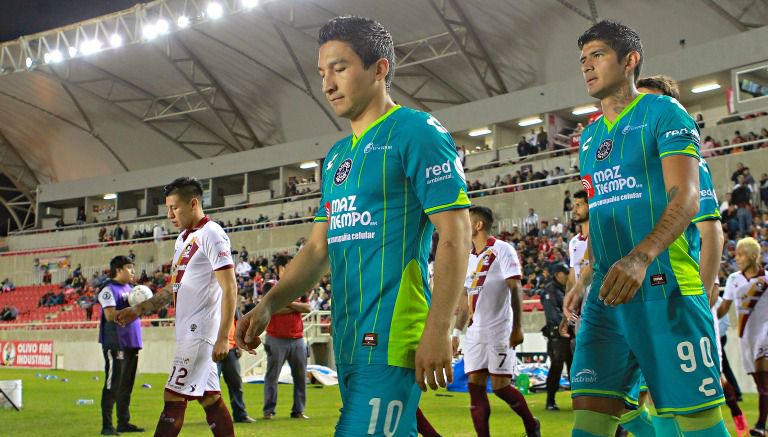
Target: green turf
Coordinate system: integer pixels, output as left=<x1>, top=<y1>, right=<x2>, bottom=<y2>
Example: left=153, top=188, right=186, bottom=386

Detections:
left=0, top=368, right=758, bottom=436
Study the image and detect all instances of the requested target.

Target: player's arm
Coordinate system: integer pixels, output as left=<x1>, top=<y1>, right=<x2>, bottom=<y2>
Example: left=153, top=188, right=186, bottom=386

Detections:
left=506, top=277, right=524, bottom=347
left=416, top=208, right=471, bottom=391
left=451, top=289, right=469, bottom=357
left=600, top=154, right=700, bottom=305
left=565, top=267, right=576, bottom=298
left=114, top=287, right=173, bottom=326
left=213, top=267, right=237, bottom=362
left=716, top=299, right=732, bottom=319
left=696, top=220, right=724, bottom=308
left=236, top=221, right=329, bottom=351
left=102, top=307, right=117, bottom=322
left=287, top=301, right=311, bottom=313
left=717, top=275, right=736, bottom=319
left=563, top=240, right=592, bottom=321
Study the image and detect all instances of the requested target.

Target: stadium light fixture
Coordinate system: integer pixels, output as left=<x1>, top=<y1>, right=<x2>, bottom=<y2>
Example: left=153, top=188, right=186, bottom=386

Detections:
left=571, top=105, right=599, bottom=116
left=25, top=57, right=33, bottom=68
left=177, top=16, right=191, bottom=28
left=156, top=19, right=170, bottom=35
left=103, top=193, right=117, bottom=200
left=691, top=83, right=720, bottom=94
left=518, top=117, right=543, bottom=127
left=206, top=2, right=224, bottom=19
left=80, top=39, right=103, bottom=55
left=468, top=128, right=492, bottom=137
left=242, top=0, right=260, bottom=8
left=300, top=161, right=319, bottom=169
left=109, top=34, right=123, bottom=48
left=68, top=47, right=78, bottom=57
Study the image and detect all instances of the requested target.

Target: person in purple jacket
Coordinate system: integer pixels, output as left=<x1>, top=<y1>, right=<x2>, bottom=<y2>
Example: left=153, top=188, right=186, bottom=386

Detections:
left=98, top=256, right=144, bottom=435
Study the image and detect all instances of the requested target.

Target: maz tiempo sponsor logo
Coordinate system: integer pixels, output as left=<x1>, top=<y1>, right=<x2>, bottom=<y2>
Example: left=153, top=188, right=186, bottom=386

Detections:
left=326, top=195, right=376, bottom=231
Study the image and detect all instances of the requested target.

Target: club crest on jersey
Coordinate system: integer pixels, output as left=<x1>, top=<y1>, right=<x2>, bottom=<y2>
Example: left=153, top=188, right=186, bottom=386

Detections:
left=596, top=139, right=613, bottom=161
left=334, top=159, right=353, bottom=185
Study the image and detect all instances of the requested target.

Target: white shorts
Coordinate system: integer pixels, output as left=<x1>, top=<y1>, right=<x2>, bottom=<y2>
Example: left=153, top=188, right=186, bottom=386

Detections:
left=739, top=334, right=768, bottom=374
left=165, top=340, right=220, bottom=399
left=463, top=339, right=515, bottom=376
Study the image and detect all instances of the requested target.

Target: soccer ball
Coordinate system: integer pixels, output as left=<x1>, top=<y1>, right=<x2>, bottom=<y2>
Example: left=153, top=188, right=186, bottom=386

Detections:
left=128, top=285, right=153, bottom=307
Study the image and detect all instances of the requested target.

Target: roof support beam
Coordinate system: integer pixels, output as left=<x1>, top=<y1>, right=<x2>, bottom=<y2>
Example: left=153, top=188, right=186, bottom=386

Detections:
left=0, top=129, right=38, bottom=231
left=427, top=0, right=508, bottom=97
left=554, top=0, right=596, bottom=22
left=699, top=0, right=750, bottom=31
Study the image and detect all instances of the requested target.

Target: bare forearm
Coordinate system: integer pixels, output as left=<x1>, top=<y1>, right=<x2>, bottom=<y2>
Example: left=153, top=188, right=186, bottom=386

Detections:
left=264, top=242, right=328, bottom=314
left=510, top=284, right=522, bottom=330
left=135, top=288, right=173, bottom=314
left=697, top=221, right=724, bottom=307
left=633, top=186, right=698, bottom=263
left=430, top=230, right=471, bottom=331
left=288, top=302, right=311, bottom=313
left=454, top=305, right=469, bottom=331
left=217, top=285, right=236, bottom=342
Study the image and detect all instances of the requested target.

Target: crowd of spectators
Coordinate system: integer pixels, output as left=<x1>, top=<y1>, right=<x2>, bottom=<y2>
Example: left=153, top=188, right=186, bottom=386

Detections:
left=1, top=278, right=15, bottom=293
left=1, top=305, right=17, bottom=321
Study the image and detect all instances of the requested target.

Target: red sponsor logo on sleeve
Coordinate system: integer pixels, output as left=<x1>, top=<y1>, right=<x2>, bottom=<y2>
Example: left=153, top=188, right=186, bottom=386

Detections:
left=217, top=250, right=229, bottom=258
left=581, top=175, right=595, bottom=199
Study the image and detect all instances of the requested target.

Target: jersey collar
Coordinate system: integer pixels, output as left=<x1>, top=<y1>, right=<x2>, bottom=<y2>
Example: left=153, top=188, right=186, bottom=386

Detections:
left=602, top=93, right=645, bottom=132
left=471, top=236, right=496, bottom=255
left=181, top=215, right=210, bottom=240
left=351, top=105, right=401, bottom=149
left=741, top=268, right=765, bottom=280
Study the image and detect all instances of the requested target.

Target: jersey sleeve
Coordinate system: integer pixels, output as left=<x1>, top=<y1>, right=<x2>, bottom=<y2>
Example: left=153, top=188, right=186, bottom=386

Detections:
left=654, top=96, right=701, bottom=160
left=313, top=145, right=344, bottom=224
left=202, top=225, right=234, bottom=271
left=723, top=274, right=738, bottom=301
left=464, top=255, right=476, bottom=289
left=399, top=113, right=471, bottom=215
left=497, top=243, right=522, bottom=280
left=97, top=286, right=117, bottom=308
left=692, top=160, right=721, bottom=223
left=568, top=237, right=578, bottom=268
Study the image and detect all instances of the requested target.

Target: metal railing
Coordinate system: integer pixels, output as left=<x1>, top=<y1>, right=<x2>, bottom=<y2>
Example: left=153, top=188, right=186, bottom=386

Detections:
left=0, top=317, right=176, bottom=331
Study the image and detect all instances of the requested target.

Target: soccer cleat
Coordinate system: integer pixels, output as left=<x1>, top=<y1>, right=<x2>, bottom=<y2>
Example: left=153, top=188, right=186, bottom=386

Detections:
left=235, top=416, right=256, bottom=423
left=524, top=418, right=541, bottom=437
left=290, top=412, right=310, bottom=419
left=750, top=427, right=766, bottom=436
left=116, top=423, right=144, bottom=433
left=263, top=412, right=275, bottom=420
left=733, top=414, right=748, bottom=437
left=545, top=403, right=559, bottom=411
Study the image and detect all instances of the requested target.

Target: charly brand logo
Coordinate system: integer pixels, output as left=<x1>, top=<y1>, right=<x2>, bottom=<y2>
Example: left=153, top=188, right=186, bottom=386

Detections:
left=326, top=153, right=338, bottom=171
left=582, top=136, right=592, bottom=151
left=572, top=368, right=598, bottom=383
left=334, top=159, right=353, bottom=185
left=596, top=139, right=613, bottom=161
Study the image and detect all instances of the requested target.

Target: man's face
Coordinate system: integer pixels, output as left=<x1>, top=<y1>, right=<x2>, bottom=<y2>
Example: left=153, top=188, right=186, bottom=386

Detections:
left=117, top=264, right=135, bottom=283
left=735, top=246, right=756, bottom=271
left=318, top=40, right=380, bottom=120
left=580, top=40, right=627, bottom=99
left=572, top=197, right=589, bottom=224
left=165, top=194, right=197, bottom=229
left=469, top=214, right=484, bottom=237
left=555, top=271, right=567, bottom=285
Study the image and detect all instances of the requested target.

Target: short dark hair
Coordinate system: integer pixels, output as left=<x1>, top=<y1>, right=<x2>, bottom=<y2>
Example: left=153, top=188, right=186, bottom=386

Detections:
left=637, top=75, right=680, bottom=100
left=578, top=20, right=643, bottom=79
left=109, top=255, right=133, bottom=278
left=164, top=177, right=203, bottom=201
left=573, top=190, right=588, bottom=202
left=469, top=206, right=494, bottom=231
left=318, top=16, right=396, bottom=90
left=274, top=254, right=294, bottom=269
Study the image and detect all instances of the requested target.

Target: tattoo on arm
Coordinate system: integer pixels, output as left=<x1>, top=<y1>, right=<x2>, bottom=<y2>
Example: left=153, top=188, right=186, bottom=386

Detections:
left=641, top=184, right=692, bottom=258
left=137, top=289, right=172, bottom=314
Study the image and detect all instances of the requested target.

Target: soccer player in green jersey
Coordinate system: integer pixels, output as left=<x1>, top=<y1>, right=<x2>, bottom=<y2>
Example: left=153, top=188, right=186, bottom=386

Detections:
left=570, top=21, right=727, bottom=436
left=235, top=16, right=471, bottom=436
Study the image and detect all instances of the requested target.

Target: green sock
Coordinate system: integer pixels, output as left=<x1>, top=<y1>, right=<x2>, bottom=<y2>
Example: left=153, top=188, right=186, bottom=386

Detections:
left=620, top=405, right=655, bottom=437
left=652, top=414, right=681, bottom=437
left=674, top=408, right=729, bottom=437
left=573, top=409, right=620, bottom=436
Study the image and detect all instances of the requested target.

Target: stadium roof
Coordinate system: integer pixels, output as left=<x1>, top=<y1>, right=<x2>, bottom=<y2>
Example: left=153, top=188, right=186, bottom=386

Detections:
left=0, top=0, right=767, bottom=233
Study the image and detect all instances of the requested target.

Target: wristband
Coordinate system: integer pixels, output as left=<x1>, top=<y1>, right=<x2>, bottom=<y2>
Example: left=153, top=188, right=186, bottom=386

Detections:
left=452, top=329, right=462, bottom=338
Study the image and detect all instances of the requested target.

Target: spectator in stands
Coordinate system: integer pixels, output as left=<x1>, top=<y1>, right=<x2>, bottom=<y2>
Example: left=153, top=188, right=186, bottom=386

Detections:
left=55, top=217, right=65, bottom=228
left=128, top=250, right=136, bottom=263
left=152, top=224, right=162, bottom=243
left=218, top=309, right=256, bottom=424
left=526, top=129, right=537, bottom=151
left=239, top=246, right=249, bottom=262
left=573, top=122, right=584, bottom=136
left=77, top=207, right=87, bottom=225
left=695, top=113, right=705, bottom=129
left=517, top=136, right=531, bottom=158
left=457, top=145, right=466, bottom=166
left=236, top=259, right=252, bottom=280
left=524, top=208, right=540, bottom=235
left=98, top=226, right=107, bottom=242
left=731, top=178, right=754, bottom=237
left=701, top=136, right=717, bottom=158
left=536, top=126, right=548, bottom=152
left=1, top=305, right=17, bottom=321
left=1, top=278, right=15, bottom=293
left=732, top=162, right=746, bottom=185
left=761, top=173, right=768, bottom=209
left=539, top=264, right=572, bottom=411
left=550, top=217, right=564, bottom=236
left=733, top=130, right=745, bottom=147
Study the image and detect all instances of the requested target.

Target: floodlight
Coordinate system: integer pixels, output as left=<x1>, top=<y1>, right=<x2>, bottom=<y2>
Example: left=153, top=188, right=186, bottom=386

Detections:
left=207, top=2, right=224, bottom=19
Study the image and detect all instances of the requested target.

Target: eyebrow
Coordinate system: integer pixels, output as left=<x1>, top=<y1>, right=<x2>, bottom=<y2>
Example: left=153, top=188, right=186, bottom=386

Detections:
left=318, top=58, right=347, bottom=71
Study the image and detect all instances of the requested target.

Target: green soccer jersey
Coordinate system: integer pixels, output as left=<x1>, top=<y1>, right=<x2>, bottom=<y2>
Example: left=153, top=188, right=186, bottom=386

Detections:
left=314, top=105, right=471, bottom=368
left=579, top=94, right=705, bottom=300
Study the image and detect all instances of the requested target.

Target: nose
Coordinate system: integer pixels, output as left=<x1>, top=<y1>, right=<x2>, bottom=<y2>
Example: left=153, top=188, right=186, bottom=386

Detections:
left=322, top=73, right=337, bottom=96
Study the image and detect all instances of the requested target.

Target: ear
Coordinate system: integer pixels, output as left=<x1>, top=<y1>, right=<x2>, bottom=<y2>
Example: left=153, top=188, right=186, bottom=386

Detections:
left=625, top=51, right=641, bottom=77
left=374, top=57, right=390, bottom=83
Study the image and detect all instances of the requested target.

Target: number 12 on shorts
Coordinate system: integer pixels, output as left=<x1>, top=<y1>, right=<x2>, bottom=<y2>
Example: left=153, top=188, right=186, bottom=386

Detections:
left=676, top=337, right=717, bottom=396
left=368, top=398, right=403, bottom=436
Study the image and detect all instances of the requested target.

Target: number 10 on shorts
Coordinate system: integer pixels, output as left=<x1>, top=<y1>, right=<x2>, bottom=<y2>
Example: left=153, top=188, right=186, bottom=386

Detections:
left=676, top=337, right=717, bottom=396
left=368, top=398, right=403, bottom=436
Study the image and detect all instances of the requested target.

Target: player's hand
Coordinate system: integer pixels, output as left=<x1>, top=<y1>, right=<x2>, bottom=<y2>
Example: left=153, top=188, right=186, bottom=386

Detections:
left=235, top=301, right=271, bottom=353
left=558, top=317, right=571, bottom=338
left=563, top=286, right=583, bottom=322
left=114, top=307, right=139, bottom=326
left=415, top=327, right=453, bottom=392
left=212, top=338, right=228, bottom=362
left=510, top=327, right=524, bottom=347
left=599, top=251, right=650, bottom=306
left=451, top=335, right=460, bottom=358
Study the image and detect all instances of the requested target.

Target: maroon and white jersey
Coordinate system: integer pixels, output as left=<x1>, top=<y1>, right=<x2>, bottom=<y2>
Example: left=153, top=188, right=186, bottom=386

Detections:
left=171, top=216, right=234, bottom=344
left=464, top=237, right=522, bottom=342
left=568, top=233, right=589, bottom=280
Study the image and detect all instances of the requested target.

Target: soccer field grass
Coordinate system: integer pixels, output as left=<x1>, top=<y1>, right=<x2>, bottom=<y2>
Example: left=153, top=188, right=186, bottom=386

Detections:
left=0, top=368, right=756, bottom=436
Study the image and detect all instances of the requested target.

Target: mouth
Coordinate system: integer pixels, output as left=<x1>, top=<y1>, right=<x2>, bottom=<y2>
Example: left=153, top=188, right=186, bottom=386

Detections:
left=586, top=77, right=597, bottom=87
left=328, top=96, right=344, bottom=105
